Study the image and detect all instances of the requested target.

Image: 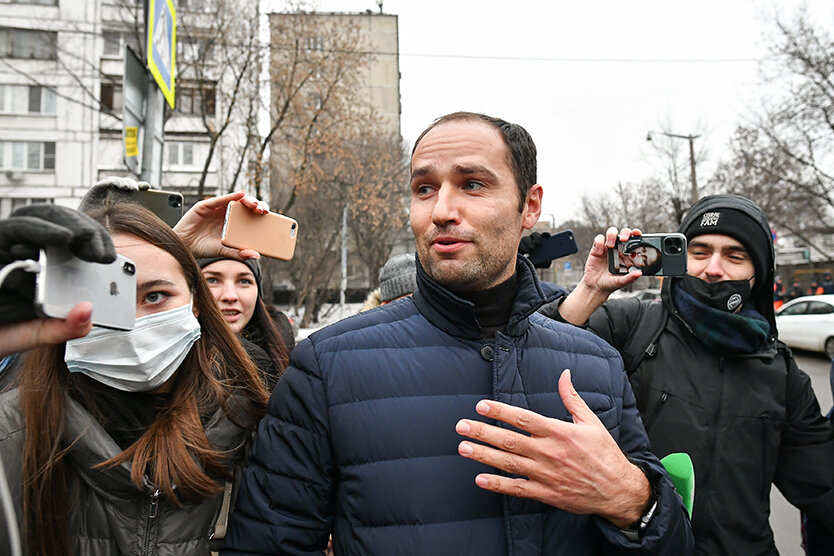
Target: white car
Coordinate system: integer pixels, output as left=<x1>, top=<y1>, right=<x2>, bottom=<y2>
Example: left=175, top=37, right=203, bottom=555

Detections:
left=775, top=295, right=834, bottom=359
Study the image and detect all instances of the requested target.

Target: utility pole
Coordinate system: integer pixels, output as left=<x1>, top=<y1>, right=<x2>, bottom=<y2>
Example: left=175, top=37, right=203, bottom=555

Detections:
left=646, top=131, right=701, bottom=204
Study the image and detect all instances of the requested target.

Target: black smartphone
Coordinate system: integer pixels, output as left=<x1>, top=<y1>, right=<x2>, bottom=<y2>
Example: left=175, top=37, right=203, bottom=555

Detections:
left=527, top=230, right=578, bottom=267
left=108, top=188, right=184, bottom=227
left=607, top=233, right=687, bottom=276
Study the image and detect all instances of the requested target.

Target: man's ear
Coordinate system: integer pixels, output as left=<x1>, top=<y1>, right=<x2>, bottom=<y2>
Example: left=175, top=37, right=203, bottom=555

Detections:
left=522, top=184, right=543, bottom=230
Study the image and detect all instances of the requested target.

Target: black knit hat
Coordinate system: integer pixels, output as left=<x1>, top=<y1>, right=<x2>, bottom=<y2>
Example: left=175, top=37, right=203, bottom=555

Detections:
left=196, top=256, right=263, bottom=297
left=681, top=207, right=768, bottom=287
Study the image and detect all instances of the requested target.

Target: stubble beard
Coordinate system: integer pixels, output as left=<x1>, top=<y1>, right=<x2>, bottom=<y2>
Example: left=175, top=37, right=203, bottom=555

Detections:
left=418, top=237, right=517, bottom=292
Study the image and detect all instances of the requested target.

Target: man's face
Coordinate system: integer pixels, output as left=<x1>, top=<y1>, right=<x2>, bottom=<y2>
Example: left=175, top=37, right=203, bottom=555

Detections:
left=409, top=120, right=541, bottom=291
left=626, top=245, right=658, bottom=267
left=687, top=233, right=756, bottom=285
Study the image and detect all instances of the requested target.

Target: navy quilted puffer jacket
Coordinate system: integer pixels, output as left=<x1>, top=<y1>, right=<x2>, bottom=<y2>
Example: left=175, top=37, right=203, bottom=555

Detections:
left=223, top=256, right=694, bottom=555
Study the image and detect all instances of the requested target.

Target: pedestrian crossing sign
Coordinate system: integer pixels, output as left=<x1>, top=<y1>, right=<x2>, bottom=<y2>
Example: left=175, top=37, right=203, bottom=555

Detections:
left=146, top=0, right=176, bottom=109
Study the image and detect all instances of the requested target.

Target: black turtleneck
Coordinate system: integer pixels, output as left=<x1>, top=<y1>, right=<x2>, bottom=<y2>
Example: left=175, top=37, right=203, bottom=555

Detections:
left=453, top=273, right=518, bottom=338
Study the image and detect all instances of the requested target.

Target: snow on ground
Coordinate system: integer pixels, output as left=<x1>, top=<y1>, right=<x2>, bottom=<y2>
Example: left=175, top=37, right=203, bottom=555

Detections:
left=295, top=302, right=364, bottom=340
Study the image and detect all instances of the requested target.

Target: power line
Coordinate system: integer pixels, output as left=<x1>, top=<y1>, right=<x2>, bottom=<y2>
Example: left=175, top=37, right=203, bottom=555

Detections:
left=1, top=19, right=762, bottom=65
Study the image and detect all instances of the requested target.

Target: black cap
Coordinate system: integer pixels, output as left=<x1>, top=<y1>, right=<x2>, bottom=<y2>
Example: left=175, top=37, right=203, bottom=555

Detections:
left=681, top=207, right=769, bottom=286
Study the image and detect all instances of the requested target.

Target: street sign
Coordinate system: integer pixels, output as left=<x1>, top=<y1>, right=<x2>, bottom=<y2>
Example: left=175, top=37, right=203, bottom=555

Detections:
left=123, top=45, right=147, bottom=174
left=146, top=0, right=176, bottom=109
left=125, top=127, right=139, bottom=157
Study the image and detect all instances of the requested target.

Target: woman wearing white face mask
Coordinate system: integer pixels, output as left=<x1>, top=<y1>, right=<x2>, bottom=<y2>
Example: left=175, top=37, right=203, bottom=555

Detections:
left=0, top=203, right=269, bottom=555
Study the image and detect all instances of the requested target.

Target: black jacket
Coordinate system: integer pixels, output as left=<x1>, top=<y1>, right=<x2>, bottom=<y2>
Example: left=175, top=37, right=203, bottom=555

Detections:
left=586, top=195, right=834, bottom=556
left=223, top=256, right=694, bottom=555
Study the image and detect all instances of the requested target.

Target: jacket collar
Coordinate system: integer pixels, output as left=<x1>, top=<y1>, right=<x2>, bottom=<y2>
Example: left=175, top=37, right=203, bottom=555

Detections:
left=412, top=254, right=547, bottom=340
left=62, top=395, right=254, bottom=500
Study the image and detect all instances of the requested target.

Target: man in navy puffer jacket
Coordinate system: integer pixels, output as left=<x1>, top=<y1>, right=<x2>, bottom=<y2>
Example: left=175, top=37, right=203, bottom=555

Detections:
left=222, top=112, right=694, bottom=555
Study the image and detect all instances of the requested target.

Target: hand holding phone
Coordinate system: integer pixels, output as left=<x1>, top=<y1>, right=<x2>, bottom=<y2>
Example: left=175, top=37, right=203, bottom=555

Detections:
left=523, top=230, right=578, bottom=268
left=35, top=247, right=136, bottom=330
left=221, top=201, right=298, bottom=260
left=607, top=233, right=687, bottom=276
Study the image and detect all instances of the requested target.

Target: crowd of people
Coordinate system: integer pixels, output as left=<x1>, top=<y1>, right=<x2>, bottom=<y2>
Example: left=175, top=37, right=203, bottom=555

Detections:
left=774, top=274, right=834, bottom=310
left=0, top=111, right=833, bottom=555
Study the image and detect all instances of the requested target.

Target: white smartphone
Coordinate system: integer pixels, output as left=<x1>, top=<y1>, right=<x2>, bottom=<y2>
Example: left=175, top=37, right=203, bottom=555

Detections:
left=35, top=248, right=136, bottom=330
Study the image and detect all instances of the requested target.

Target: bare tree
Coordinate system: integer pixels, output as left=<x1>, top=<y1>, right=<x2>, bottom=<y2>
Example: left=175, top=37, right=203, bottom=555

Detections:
left=176, top=0, right=261, bottom=197
left=259, top=7, right=407, bottom=325
left=708, top=9, right=834, bottom=256
left=579, top=178, right=678, bottom=233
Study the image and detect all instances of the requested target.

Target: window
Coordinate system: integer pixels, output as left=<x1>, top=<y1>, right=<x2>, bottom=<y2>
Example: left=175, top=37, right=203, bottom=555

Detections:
left=103, top=31, right=121, bottom=56
left=179, top=0, right=205, bottom=11
left=780, top=302, right=809, bottom=316
left=0, top=84, right=56, bottom=114
left=0, top=141, right=55, bottom=170
left=100, top=82, right=122, bottom=112
left=167, top=142, right=196, bottom=167
left=179, top=38, right=214, bottom=63
left=1, top=197, right=53, bottom=219
left=0, top=0, right=57, bottom=5
left=808, top=302, right=834, bottom=315
left=0, top=28, right=57, bottom=60
left=100, top=31, right=140, bottom=59
left=176, top=85, right=216, bottom=115
left=304, top=36, right=325, bottom=52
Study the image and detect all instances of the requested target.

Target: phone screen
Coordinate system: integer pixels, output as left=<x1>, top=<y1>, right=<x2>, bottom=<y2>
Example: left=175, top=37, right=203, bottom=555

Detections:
left=608, top=234, right=687, bottom=276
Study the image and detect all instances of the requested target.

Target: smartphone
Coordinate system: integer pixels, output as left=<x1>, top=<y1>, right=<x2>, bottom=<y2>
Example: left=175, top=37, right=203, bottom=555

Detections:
left=35, top=248, right=136, bottom=330
left=608, top=233, right=687, bottom=276
left=527, top=230, right=578, bottom=266
left=108, top=188, right=184, bottom=227
left=221, top=201, right=298, bottom=260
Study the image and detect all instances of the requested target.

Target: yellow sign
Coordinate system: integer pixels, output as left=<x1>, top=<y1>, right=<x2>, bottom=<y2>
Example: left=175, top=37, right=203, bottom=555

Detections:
left=125, top=127, right=139, bottom=157
left=147, top=0, right=177, bottom=109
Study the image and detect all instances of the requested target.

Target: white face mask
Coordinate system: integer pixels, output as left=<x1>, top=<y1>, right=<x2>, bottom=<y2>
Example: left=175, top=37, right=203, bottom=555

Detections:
left=64, top=302, right=201, bottom=392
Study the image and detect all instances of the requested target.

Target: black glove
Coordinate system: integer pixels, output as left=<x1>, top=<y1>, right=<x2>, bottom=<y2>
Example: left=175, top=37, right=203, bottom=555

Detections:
left=518, top=232, right=553, bottom=269
left=0, top=204, right=116, bottom=324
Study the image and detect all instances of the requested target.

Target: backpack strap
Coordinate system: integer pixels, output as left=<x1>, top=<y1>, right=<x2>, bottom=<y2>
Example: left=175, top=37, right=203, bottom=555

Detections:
left=620, top=300, right=669, bottom=375
left=618, top=300, right=669, bottom=413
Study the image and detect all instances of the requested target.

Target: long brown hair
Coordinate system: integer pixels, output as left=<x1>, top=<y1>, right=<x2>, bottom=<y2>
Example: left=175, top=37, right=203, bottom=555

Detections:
left=19, top=204, right=269, bottom=555
left=246, top=296, right=290, bottom=378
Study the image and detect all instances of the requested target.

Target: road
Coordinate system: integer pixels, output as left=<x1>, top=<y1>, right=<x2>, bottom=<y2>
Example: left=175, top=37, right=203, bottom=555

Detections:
left=770, top=350, right=831, bottom=556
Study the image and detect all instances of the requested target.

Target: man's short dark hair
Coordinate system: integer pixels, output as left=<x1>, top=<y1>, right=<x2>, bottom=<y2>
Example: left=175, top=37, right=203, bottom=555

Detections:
left=412, top=112, right=537, bottom=212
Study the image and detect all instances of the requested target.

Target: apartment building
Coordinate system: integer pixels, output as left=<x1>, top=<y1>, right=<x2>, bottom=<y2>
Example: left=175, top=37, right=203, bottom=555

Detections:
left=0, top=0, right=249, bottom=217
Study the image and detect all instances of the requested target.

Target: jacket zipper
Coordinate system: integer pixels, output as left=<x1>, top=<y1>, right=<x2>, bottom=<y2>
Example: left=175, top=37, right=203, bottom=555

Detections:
left=143, top=488, right=160, bottom=556
left=760, top=414, right=769, bottom=503
left=703, top=358, right=725, bottom=528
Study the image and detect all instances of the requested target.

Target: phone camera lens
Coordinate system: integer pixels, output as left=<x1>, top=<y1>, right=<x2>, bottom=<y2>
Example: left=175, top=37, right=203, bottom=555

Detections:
left=664, top=237, right=683, bottom=254
left=123, top=262, right=136, bottom=275
left=169, top=196, right=182, bottom=208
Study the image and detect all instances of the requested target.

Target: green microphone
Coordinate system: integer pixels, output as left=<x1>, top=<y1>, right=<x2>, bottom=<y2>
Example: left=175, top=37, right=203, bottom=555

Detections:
left=661, top=452, right=694, bottom=518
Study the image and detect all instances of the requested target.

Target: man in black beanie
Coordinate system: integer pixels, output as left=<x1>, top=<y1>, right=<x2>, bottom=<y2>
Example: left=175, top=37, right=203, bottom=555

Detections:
left=542, top=194, right=834, bottom=555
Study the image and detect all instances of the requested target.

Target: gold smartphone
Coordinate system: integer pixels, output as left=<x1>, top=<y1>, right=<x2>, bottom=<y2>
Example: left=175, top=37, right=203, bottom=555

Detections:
left=220, top=201, right=298, bottom=260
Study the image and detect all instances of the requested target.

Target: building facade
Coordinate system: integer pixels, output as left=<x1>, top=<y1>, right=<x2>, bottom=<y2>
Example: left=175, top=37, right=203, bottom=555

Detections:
left=0, top=0, right=250, bottom=217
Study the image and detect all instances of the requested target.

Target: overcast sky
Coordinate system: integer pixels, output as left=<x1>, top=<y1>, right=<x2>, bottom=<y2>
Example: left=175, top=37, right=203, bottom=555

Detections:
left=290, top=0, right=832, bottom=225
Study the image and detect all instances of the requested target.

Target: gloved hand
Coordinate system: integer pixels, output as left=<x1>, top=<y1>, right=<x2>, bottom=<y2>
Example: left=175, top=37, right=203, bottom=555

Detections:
left=519, top=232, right=553, bottom=269
left=77, top=176, right=152, bottom=212
left=0, top=204, right=116, bottom=324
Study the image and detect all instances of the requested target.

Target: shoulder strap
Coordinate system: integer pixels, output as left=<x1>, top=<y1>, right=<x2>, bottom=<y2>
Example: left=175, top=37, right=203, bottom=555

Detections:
left=209, top=481, right=234, bottom=556
left=621, top=300, right=669, bottom=375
